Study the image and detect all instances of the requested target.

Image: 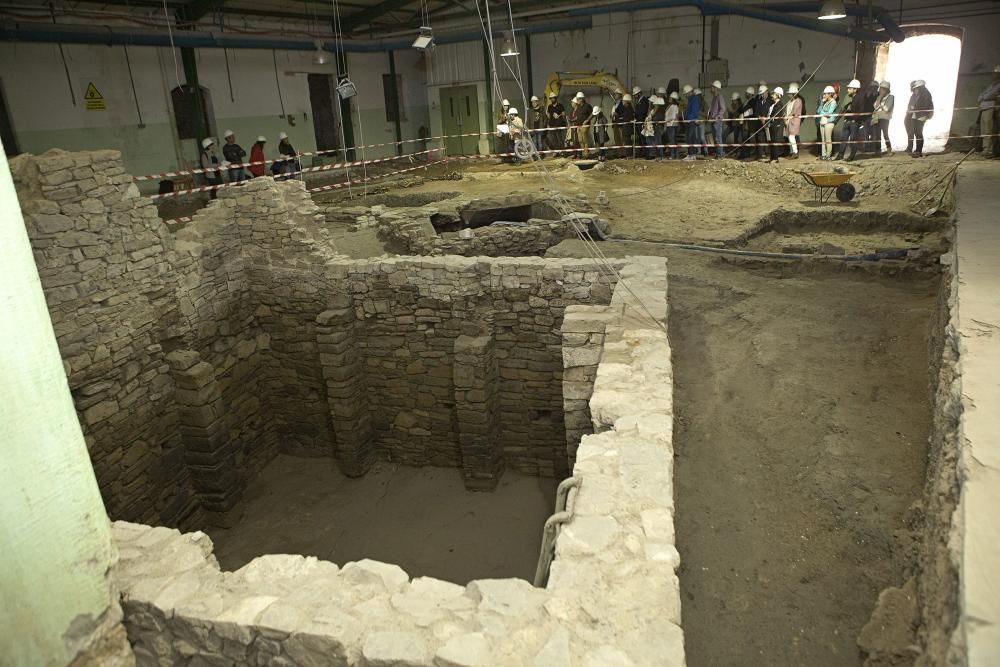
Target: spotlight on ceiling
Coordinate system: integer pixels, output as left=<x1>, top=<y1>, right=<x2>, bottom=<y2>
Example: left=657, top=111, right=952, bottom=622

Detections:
left=500, top=31, right=519, bottom=58
left=313, top=42, right=329, bottom=65
left=412, top=26, right=434, bottom=51
left=818, top=0, right=847, bottom=20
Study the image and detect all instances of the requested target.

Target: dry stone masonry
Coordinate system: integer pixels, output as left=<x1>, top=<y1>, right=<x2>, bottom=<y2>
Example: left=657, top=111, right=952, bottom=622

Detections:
left=112, top=256, right=683, bottom=666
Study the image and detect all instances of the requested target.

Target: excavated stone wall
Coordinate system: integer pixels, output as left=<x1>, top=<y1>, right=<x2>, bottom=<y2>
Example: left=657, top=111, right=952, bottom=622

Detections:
left=111, top=256, right=683, bottom=666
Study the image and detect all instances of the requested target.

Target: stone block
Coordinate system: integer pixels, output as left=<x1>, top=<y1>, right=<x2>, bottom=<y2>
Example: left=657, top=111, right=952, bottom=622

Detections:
left=361, top=631, right=429, bottom=666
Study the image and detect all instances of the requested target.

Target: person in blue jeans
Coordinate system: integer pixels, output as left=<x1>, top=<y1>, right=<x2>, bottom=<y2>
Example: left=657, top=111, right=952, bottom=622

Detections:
left=683, top=84, right=701, bottom=159
left=835, top=79, right=862, bottom=160
left=222, top=130, right=247, bottom=183
left=664, top=92, right=681, bottom=159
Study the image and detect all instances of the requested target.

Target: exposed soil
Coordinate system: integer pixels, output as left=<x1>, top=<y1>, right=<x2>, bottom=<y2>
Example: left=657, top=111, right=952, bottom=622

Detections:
left=548, top=240, right=937, bottom=667
left=207, top=455, right=557, bottom=585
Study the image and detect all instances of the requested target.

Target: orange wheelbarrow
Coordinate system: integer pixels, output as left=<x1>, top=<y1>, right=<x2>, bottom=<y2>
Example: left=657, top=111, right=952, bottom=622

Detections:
left=800, top=171, right=857, bottom=203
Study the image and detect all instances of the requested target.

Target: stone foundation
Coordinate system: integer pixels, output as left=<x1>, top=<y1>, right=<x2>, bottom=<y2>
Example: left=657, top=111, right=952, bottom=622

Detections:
left=111, top=256, right=683, bottom=666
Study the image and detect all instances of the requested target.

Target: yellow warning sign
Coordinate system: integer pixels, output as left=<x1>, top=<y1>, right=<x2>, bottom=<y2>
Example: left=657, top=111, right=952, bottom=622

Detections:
left=84, top=82, right=106, bottom=111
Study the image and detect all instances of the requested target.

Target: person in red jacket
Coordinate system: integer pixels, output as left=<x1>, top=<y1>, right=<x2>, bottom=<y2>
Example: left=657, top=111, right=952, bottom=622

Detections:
left=249, top=136, right=267, bottom=177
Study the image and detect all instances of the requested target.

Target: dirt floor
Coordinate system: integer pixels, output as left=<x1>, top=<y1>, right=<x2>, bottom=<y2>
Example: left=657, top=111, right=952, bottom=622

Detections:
left=206, top=455, right=557, bottom=585
left=550, top=239, right=937, bottom=667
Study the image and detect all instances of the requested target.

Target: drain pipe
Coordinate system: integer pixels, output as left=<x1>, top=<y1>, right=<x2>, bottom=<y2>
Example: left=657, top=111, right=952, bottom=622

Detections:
left=533, top=476, right=581, bottom=588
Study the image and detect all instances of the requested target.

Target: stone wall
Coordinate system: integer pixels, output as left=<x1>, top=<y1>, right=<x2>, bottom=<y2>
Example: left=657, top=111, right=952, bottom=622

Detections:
left=111, top=255, right=684, bottom=666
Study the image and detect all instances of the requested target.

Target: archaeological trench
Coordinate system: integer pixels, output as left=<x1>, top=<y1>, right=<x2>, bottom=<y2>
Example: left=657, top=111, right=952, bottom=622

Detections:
left=13, top=149, right=968, bottom=666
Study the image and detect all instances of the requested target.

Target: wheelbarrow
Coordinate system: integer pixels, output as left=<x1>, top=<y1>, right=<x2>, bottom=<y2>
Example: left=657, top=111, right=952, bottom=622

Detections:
left=800, top=170, right=857, bottom=203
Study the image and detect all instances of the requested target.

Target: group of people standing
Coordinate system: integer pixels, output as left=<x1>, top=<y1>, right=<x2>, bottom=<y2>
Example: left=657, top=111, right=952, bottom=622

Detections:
left=198, top=130, right=300, bottom=197
left=499, top=75, right=947, bottom=163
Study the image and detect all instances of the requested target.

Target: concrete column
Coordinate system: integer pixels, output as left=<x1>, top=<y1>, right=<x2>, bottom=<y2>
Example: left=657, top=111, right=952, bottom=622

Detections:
left=166, top=349, right=244, bottom=527
left=317, top=308, right=376, bottom=477
left=454, top=334, right=504, bottom=490
left=561, top=305, right=620, bottom=466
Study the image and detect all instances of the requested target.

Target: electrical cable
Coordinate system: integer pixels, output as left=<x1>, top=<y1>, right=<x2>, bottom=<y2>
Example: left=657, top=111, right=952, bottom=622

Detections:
left=161, top=0, right=182, bottom=91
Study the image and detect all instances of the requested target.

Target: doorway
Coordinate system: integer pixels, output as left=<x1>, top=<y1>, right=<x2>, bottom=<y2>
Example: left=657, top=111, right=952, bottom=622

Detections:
left=308, top=74, right=341, bottom=155
left=439, top=85, right=480, bottom=156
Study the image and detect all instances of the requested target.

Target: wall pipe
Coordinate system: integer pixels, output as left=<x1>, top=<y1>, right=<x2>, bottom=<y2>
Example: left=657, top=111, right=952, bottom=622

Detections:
left=533, top=476, right=581, bottom=588
left=751, top=1, right=905, bottom=42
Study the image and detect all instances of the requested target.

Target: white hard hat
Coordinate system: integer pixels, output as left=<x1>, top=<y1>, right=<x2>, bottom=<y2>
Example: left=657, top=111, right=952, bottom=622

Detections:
left=632, top=86, right=642, bottom=95
left=682, top=84, right=693, bottom=94
left=693, top=88, right=702, bottom=95
left=848, top=79, right=861, bottom=89
left=502, top=98, right=510, bottom=106
left=575, top=91, right=585, bottom=99
left=508, top=107, right=518, bottom=115
left=530, top=95, right=539, bottom=102
left=592, top=106, right=601, bottom=115
left=994, top=65, right=1000, bottom=73
left=201, top=137, right=214, bottom=148
left=622, top=93, right=633, bottom=102
left=670, top=91, right=679, bottom=101
left=788, top=83, right=799, bottom=94
left=257, top=135, right=266, bottom=142
left=773, top=87, right=784, bottom=96
left=279, top=131, right=288, bottom=140
left=758, top=84, right=768, bottom=94
left=746, top=86, right=755, bottom=95
left=712, top=80, right=722, bottom=89
left=879, top=81, right=890, bottom=90
left=548, top=91, right=557, bottom=98
left=823, top=85, right=835, bottom=94
left=731, top=92, right=741, bottom=100
left=656, top=86, right=666, bottom=94
left=914, top=79, right=925, bottom=87
left=910, top=80, right=917, bottom=89
left=223, top=129, right=234, bottom=138
left=654, top=96, right=665, bottom=105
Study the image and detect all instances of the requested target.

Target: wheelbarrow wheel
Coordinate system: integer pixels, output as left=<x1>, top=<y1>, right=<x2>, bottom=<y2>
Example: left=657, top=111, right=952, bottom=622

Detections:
left=836, top=182, right=856, bottom=202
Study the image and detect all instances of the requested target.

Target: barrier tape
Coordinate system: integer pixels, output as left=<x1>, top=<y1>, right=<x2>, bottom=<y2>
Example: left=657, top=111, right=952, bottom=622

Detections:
left=134, top=103, right=994, bottom=184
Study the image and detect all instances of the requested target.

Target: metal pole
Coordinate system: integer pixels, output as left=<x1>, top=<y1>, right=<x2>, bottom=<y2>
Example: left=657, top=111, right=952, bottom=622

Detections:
left=388, top=49, right=403, bottom=156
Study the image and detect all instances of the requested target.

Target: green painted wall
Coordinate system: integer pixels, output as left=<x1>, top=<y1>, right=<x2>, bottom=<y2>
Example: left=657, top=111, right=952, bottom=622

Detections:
left=0, top=150, right=117, bottom=665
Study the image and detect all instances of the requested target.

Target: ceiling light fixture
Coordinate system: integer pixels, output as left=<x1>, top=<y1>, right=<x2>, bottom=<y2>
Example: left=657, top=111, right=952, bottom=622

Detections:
left=500, top=31, right=519, bottom=58
left=412, top=26, right=434, bottom=51
left=313, top=41, right=329, bottom=65
left=818, top=0, right=848, bottom=20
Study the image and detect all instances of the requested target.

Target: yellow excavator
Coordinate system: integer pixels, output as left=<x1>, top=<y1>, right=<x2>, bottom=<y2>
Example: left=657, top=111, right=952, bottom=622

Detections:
left=543, top=71, right=627, bottom=101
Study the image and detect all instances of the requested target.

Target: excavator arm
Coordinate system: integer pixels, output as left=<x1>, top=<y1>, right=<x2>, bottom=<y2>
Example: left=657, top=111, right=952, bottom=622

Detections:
left=543, top=71, right=627, bottom=101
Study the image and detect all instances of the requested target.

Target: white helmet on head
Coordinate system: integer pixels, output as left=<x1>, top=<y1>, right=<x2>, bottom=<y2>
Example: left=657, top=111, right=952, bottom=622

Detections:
left=823, top=85, right=835, bottom=94
left=773, top=87, right=784, bottom=96
left=223, top=129, right=234, bottom=138
left=758, top=84, right=768, bottom=94
left=712, top=80, right=722, bottom=89
left=632, top=86, right=642, bottom=95
left=848, top=79, right=861, bottom=89
left=914, top=79, right=925, bottom=87
left=879, top=81, right=890, bottom=90
left=502, top=98, right=510, bottom=106
left=592, top=106, right=601, bottom=115
left=257, top=135, right=266, bottom=143
left=693, top=88, right=702, bottom=95
left=530, top=95, right=539, bottom=102
left=788, top=83, right=799, bottom=94
left=508, top=107, right=519, bottom=115
left=746, top=86, right=755, bottom=95
left=279, top=131, right=288, bottom=140
left=622, top=93, right=633, bottom=102
left=575, top=91, right=585, bottom=99
left=994, top=65, right=1000, bottom=73
left=654, top=96, right=665, bottom=105
left=731, top=92, right=741, bottom=100
left=656, top=86, right=666, bottom=94
left=548, top=91, right=557, bottom=98
left=201, top=137, right=214, bottom=148
left=683, top=84, right=693, bottom=94
left=670, top=91, right=680, bottom=100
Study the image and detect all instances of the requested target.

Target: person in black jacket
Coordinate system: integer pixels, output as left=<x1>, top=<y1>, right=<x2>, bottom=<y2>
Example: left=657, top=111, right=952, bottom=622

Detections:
left=632, top=86, right=649, bottom=158
left=546, top=92, right=567, bottom=152
left=612, top=93, right=636, bottom=159
left=277, top=132, right=300, bottom=177
left=222, top=130, right=247, bottom=183
left=835, top=79, right=863, bottom=160
left=907, top=80, right=934, bottom=157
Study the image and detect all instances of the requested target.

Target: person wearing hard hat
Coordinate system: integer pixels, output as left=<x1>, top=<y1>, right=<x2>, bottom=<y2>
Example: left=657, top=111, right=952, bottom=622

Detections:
left=508, top=107, right=525, bottom=143
left=734, top=86, right=756, bottom=158
left=612, top=93, right=635, bottom=158
left=276, top=131, right=299, bottom=177
left=222, top=130, right=247, bottom=183
left=578, top=94, right=594, bottom=158
left=546, top=91, right=567, bottom=152
left=249, top=136, right=267, bottom=178
left=904, top=81, right=917, bottom=154
left=764, top=87, right=785, bottom=163
left=708, top=80, right=726, bottom=159
left=664, top=91, right=681, bottom=159
left=199, top=137, right=224, bottom=198
left=591, top=105, right=611, bottom=161
left=817, top=85, right=839, bottom=160
left=682, top=84, right=701, bottom=160
left=723, top=91, right=745, bottom=153
left=527, top=95, right=546, bottom=142
left=871, top=81, right=895, bottom=156
left=633, top=86, right=650, bottom=157
left=907, top=80, right=934, bottom=158
left=751, top=83, right=770, bottom=160
left=834, top=78, right=863, bottom=160
left=649, top=96, right=667, bottom=160
left=785, top=83, right=804, bottom=160
left=976, top=66, right=1000, bottom=158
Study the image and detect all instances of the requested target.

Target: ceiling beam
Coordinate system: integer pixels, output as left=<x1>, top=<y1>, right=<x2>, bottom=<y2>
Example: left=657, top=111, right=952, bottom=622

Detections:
left=339, top=0, right=419, bottom=33
left=177, top=0, right=228, bottom=22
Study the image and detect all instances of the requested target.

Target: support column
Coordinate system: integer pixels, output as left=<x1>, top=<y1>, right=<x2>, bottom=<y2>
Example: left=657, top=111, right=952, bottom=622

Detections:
left=167, top=349, right=244, bottom=527
left=454, top=333, right=504, bottom=490
left=317, top=307, right=375, bottom=477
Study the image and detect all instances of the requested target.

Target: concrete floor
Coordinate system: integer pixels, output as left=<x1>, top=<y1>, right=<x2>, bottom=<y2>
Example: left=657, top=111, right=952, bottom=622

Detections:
left=206, top=455, right=558, bottom=585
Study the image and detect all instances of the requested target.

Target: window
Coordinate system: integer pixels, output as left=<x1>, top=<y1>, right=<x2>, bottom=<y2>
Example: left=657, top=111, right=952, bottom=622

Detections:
left=383, top=74, right=407, bottom=123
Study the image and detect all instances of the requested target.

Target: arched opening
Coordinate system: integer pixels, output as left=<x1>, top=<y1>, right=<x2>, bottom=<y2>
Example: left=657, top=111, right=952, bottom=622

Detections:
left=875, top=25, right=963, bottom=154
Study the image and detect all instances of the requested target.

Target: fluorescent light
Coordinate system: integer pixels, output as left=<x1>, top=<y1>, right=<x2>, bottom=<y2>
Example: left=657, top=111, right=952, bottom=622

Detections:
left=500, top=38, right=519, bottom=58
left=818, top=0, right=847, bottom=20
left=413, top=26, right=434, bottom=51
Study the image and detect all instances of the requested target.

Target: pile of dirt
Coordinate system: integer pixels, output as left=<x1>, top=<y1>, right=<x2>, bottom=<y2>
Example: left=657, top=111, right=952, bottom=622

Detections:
left=703, top=159, right=812, bottom=194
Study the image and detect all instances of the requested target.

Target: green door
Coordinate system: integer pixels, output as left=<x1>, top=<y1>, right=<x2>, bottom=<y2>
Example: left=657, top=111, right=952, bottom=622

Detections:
left=439, top=85, right=480, bottom=156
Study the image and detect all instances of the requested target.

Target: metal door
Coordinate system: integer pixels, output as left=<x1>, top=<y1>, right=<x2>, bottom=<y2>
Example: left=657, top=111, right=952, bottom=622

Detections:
left=439, top=85, right=480, bottom=156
